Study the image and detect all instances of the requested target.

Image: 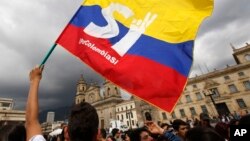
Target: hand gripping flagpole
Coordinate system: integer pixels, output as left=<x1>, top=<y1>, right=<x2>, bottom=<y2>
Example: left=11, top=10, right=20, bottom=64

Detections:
left=39, top=5, right=82, bottom=67
left=40, top=43, right=57, bottom=67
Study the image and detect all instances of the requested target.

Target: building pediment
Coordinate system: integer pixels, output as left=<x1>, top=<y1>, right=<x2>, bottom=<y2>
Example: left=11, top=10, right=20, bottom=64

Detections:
left=203, top=79, right=220, bottom=89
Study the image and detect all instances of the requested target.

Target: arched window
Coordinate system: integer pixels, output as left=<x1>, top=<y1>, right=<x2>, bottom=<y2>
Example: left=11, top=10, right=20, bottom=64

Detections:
left=115, top=87, right=119, bottom=95
left=145, top=112, right=152, bottom=120
left=107, top=87, right=110, bottom=96
left=90, top=94, right=95, bottom=103
left=79, top=85, right=83, bottom=91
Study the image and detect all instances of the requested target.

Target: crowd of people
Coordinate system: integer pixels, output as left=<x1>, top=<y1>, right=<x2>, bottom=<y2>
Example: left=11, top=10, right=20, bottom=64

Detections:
left=93, top=111, right=249, bottom=141
left=0, top=66, right=250, bottom=141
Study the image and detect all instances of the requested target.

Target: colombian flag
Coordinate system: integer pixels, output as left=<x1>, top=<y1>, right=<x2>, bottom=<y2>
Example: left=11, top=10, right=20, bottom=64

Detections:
left=56, top=0, right=213, bottom=112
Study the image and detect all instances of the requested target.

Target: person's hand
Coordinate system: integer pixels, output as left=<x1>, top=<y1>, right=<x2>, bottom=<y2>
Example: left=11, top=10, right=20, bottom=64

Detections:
left=145, top=121, right=164, bottom=135
left=29, top=65, right=44, bottom=82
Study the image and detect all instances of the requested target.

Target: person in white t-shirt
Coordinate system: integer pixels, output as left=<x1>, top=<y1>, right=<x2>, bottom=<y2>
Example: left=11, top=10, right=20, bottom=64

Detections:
left=26, top=66, right=100, bottom=141
left=26, top=65, right=46, bottom=141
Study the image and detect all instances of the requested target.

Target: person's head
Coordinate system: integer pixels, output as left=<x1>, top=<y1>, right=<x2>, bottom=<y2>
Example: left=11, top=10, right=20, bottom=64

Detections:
left=97, top=128, right=106, bottom=141
left=239, top=114, right=250, bottom=125
left=172, top=119, right=188, bottom=138
left=0, top=124, right=26, bottom=141
left=121, top=130, right=132, bottom=141
left=199, top=113, right=211, bottom=127
left=67, top=102, right=99, bottom=141
left=111, top=128, right=121, bottom=138
left=100, top=128, right=106, bottom=139
left=186, top=127, right=224, bottom=141
left=124, top=133, right=131, bottom=141
left=129, top=128, right=153, bottom=141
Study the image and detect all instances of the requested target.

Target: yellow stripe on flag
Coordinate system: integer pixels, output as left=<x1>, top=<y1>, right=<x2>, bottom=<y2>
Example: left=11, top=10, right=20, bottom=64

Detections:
left=82, top=0, right=213, bottom=43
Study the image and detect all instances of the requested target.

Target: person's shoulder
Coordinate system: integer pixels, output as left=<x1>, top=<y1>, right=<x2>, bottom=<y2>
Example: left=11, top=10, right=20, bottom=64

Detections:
left=29, top=135, right=46, bottom=141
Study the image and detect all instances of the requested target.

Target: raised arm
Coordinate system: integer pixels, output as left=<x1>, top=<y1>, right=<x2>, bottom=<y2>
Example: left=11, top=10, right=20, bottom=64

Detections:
left=25, top=65, right=44, bottom=140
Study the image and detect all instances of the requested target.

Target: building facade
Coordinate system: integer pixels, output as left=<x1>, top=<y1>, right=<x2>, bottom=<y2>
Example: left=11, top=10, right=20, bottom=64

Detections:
left=75, top=76, right=123, bottom=129
left=157, top=43, right=250, bottom=123
left=75, top=42, right=250, bottom=127
left=0, top=98, right=25, bottom=126
left=115, top=100, right=138, bottom=129
left=0, top=98, right=14, bottom=110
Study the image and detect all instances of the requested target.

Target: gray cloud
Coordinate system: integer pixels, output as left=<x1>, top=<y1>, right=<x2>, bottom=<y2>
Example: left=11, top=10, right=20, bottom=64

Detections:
left=191, top=0, right=250, bottom=76
left=0, top=0, right=250, bottom=110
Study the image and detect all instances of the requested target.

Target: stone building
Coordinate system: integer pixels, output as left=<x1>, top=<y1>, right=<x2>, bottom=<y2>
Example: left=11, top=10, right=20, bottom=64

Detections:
left=0, top=98, right=14, bottom=110
left=157, top=43, right=250, bottom=123
left=0, top=98, right=25, bottom=126
left=75, top=76, right=161, bottom=129
left=114, top=98, right=161, bottom=129
left=75, top=76, right=123, bottom=129
left=75, top=42, right=250, bottom=127
left=115, top=100, right=138, bottom=129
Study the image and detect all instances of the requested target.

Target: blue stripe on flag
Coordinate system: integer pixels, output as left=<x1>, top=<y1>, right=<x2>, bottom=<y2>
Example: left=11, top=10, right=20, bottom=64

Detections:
left=70, top=5, right=193, bottom=76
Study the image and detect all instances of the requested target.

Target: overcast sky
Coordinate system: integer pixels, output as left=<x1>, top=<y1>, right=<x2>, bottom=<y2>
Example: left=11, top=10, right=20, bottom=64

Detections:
left=0, top=0, right=250, bottom=110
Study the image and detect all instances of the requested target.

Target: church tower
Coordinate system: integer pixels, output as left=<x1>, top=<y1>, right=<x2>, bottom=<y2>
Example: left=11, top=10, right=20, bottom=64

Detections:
left=85, top=83, right=102, bottom=104
left=75, top=75, right=102, bottom=104
left=103, top=80, right=122, bottom=99
left=75, top=74, right=87, bottom=104
left=75, top=76, right=123, bottom=129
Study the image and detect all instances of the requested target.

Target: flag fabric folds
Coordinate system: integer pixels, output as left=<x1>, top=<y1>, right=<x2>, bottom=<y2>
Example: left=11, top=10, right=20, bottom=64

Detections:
left=56, top=0, right=214, bottom=112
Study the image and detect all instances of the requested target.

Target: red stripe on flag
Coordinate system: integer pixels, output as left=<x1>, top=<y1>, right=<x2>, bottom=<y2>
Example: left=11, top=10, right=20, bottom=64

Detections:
left=113, top=54, right=187, bottom=112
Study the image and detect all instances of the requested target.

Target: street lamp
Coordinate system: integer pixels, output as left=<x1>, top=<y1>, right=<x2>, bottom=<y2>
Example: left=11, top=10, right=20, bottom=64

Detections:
left=126, top=109, right=133, bottom=129
left=203, top=89, right=219, bottom=115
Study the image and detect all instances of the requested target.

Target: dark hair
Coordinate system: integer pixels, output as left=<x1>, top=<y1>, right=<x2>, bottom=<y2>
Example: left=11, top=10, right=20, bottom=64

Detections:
left=172, top=119, right=187, bottom=131
left=121, top=134, right=126, bottom=140
left=51, top=136, right=57, bottom=141
left=100, top=128, right=107, bottom=139
left=239, top=114, right=250, bottom=125
left=68, top=102, right=99, bottom=141
left=111, top=128, right=119, bottom=137
left=186, top=127, right=224, bottom=141
left=0, top=124, right=26, bottom=141
left=121, top=130, right=132, bottom=140
left=129, top=127, right=149, bottom=141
